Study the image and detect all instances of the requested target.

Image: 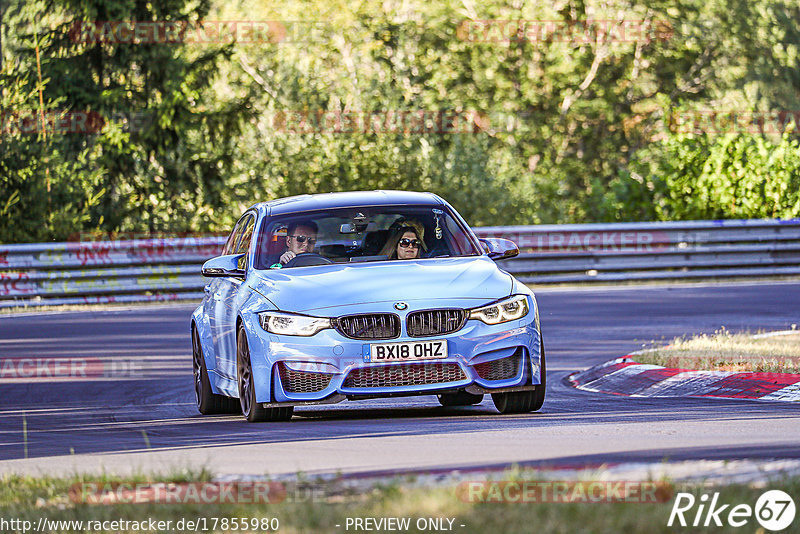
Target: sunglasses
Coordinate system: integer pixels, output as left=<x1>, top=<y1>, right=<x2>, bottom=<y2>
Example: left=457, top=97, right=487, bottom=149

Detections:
left=290, top=235, right=317, bottom=245
left=398, top=238, right=421, bottom=249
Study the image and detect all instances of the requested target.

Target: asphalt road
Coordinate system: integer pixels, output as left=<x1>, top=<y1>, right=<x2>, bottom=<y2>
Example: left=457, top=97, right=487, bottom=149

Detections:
left=1, top=282, right=799, bottom=478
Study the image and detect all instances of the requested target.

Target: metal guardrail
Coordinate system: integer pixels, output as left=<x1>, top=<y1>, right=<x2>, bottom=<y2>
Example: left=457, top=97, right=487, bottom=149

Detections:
left=478, top=219, right=800, bottom=283
left=0, top=237, right=225, bottom=308
left=1, top=219, right=799, bottom=308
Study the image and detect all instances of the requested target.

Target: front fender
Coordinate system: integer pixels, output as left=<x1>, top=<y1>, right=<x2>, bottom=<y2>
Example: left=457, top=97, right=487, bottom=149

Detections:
left=191, top=304, right=221, bottom=393
left=238, top=291, right=277, bottom=403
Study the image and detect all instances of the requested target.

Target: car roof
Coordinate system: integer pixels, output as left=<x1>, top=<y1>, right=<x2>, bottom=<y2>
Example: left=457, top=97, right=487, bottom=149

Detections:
left=249, top=190, right=446, bottom=216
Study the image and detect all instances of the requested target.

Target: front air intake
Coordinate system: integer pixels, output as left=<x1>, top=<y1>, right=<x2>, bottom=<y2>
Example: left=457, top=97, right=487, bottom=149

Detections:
left=473, top=348, right=523, bottom=381
left=343, top=362, right=466, bottom=388
left=278, top=363, right=333, bottom=393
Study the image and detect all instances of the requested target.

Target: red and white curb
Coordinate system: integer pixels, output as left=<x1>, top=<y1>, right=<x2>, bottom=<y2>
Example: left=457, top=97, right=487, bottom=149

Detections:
left=568, top=357, right=800, bottom=402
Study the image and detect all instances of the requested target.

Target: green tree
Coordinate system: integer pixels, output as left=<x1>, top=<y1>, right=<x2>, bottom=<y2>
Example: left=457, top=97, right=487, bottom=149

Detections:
left=3, top=0, right=800, bottom=243
left=1, top=0, right=252, bottom=242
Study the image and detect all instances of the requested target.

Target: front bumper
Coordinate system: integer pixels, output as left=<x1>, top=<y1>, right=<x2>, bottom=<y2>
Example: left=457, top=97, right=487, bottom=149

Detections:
left=242, top=305, right=542, bottom=405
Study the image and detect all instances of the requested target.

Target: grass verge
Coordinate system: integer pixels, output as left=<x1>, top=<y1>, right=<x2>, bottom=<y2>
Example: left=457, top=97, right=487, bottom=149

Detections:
left=634, top=328, right=800, bottom=373
left=0, top=470, right=798, bottom=533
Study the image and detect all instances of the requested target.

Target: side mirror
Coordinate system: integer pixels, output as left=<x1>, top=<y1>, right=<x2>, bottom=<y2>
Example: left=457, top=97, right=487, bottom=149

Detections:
left=202, top=254, right=246, bottom=278
left=479, top=238, right=519, bottom=261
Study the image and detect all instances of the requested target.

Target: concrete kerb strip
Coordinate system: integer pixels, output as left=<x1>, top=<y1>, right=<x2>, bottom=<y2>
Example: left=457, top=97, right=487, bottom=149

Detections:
left=567, top=330, right=800, bottom=402
left=211, top=458, right=800, bottom=490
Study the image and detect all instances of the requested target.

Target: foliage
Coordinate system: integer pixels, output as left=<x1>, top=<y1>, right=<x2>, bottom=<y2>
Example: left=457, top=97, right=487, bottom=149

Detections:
left=634, top=132, right=800, bottom=220
left=0, top=73, right=105, bottom=241
left=1, top=0, right=799, bottom=242
left=1, top=0, right=252, bottom=241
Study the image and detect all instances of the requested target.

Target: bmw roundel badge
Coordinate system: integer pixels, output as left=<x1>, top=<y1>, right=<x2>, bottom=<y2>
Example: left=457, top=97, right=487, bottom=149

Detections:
left=394, top=302, right=408, bottom=311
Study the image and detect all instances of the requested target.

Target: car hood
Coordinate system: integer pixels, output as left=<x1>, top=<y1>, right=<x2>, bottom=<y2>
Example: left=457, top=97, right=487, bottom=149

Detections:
left=251, top=256, right=513, bottom=314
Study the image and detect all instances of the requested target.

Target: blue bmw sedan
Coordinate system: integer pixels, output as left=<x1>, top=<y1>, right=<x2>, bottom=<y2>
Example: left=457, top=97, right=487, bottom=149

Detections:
left=192, top=191, right=545, bottom=422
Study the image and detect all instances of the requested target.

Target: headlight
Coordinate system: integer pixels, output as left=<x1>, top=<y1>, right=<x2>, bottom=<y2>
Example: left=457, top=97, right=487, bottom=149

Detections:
left=469, top=295, right=529, bottom=325
left=258, top=312, right=332, bottom=336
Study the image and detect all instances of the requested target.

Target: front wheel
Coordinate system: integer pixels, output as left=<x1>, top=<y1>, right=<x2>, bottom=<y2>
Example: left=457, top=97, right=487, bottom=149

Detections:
left=529, top=337, right=546, bottom=411
left=492, top=339, right=546, bottom=414
left=237, top=325, right=293, bottom=423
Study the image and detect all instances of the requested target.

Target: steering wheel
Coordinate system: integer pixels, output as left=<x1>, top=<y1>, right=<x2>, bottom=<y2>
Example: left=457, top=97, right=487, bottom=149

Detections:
left=282, top=252, right=333, bottom=268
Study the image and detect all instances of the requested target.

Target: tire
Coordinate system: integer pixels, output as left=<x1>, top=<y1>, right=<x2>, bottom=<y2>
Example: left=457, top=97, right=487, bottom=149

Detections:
left=491, top=390, right=534, bottom=414
left=492, top=338, right=546, bottom=414
left=529, top=337, right=546, bottom=411
left=438, top=391, right=484, bottom=406
left=237, top=324, right=294, bottom=423
left=192, top=326, right=240, bottom=415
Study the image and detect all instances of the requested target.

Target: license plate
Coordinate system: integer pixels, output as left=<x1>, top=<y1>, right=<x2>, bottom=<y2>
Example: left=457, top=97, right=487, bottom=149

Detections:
left=368, top=339, right=448, bottom=363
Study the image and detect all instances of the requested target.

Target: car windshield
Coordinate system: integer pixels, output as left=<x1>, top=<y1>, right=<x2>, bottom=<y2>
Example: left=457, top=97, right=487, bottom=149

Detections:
left=254, top=205, right=481, bottom=269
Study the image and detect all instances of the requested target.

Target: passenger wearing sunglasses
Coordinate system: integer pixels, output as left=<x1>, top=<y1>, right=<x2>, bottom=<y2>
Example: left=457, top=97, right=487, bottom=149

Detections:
left=280, top=221, right=319, bottom=265
left=379, top=220, right=427, bottom=260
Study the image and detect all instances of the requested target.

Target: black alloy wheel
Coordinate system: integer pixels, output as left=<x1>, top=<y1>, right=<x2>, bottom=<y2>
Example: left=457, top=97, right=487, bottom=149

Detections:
left=237, top=324, right=294, bottom=422
left=492, top=338, right=546, bottom=414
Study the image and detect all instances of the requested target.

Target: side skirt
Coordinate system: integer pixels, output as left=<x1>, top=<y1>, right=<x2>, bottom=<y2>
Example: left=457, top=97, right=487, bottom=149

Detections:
left=210, top=370, right=239, bottom=398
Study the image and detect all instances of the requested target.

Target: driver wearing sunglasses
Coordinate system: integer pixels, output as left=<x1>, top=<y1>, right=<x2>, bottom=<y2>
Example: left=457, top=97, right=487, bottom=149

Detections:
left=280, top=221, right=319, bottom=265
left=379, top=219, right=427, bottom=260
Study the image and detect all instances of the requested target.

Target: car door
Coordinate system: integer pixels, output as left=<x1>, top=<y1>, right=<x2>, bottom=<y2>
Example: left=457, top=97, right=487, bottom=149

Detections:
left=204, top=218, right=243, bottom=368
left=212, top=212, right=255, bottom=379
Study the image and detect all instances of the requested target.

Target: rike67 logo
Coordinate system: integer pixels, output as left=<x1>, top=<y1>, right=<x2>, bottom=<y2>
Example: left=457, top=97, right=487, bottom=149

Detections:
left=668, top=490, right=796, bottom=531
